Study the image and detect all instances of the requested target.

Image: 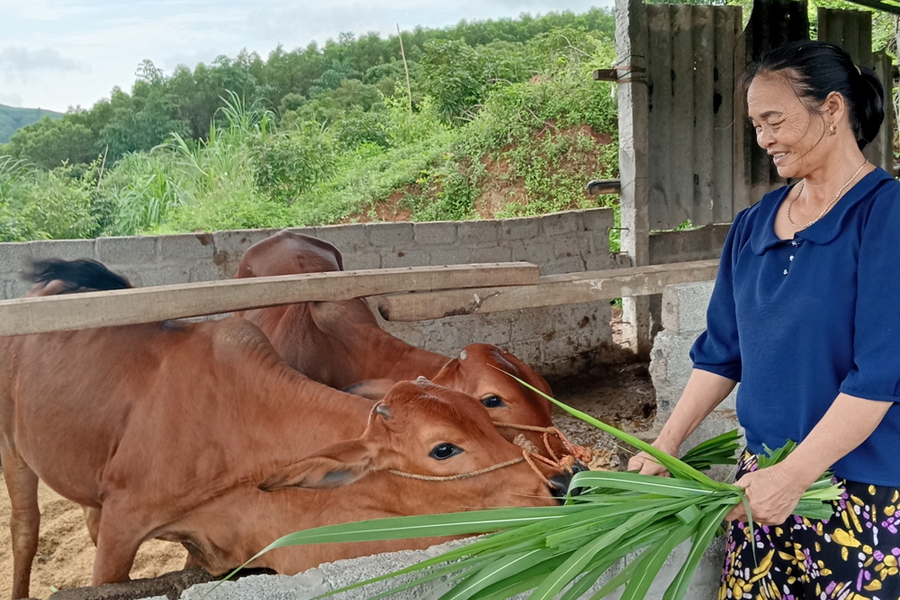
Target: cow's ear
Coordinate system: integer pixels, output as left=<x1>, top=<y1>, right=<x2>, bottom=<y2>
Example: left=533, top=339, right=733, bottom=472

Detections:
left=432, top=358, right=461, bottom=385
left=342, top=378, right=394, bottom=401
left=258, top=440, right=374, bottom=491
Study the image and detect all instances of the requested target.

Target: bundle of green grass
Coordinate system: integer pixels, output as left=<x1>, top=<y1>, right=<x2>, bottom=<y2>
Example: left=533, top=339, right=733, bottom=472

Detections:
left=240, top=391, right=842, bottom=600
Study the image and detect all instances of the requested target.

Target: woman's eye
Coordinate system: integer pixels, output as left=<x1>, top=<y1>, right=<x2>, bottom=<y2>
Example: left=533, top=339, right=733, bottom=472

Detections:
left=430, top=443, right=462, bottom=460
left=481, top=395, right=506, bottom=409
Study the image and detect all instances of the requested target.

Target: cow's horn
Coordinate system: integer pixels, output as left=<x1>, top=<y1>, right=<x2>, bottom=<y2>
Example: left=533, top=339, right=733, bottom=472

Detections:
left=376, top=403, right=393, bottom=420
left=459, top=349, right=468, bottom=360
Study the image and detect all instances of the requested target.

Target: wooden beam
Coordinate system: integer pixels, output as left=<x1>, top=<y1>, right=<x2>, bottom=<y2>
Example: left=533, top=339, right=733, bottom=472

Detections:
left=0, top=263, right=539, bottom=336
left=377, top=260, right=719, bottom=322
left=585, top=179, right=622, bottom=195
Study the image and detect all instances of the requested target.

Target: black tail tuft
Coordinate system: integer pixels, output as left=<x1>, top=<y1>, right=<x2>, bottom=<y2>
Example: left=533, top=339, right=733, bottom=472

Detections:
left=25, top=259, right=132, bottom=293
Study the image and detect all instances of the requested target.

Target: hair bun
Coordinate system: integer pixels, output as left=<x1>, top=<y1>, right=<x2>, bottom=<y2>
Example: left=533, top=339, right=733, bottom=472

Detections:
left=855, top=65, right=885, bottom=150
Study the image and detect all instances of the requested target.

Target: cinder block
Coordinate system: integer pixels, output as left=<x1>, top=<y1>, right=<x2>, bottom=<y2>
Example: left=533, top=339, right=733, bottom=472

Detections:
left=0, top=241, right=33, bottom=273
left=368, top=222, right=414, bottom=248
left=157, top=233, right=216, bottom=262
left=457, top=220, right=500, bottom=245
left=552, top=238, right=583, bottom=261
left=510, top=239, right=553, bottom=265
left=540, top=211, right=579, bottom=237
left=141, top=265, right=191, bottom=287
left=381, top=249, right=430, bottom=268
left=95, top=236, right=157, bottom=267
left=661, top=281, right=715, bottom=334
left=190, top=262, right=225, bottom=282
left=470, top=245, right=512, bottom=264
left=343, top=253, right=381, bottom=270
left=429, top=248, right=471, bottom=266
left=314, top=224, right=371, bottom=254
left=413, top=221, right=457, bottom=246
left=499, top=217, right=539, bottom=241
left=30, top=239, right=95, bottom=261
left=582, top=207, right=614, bottom=234
left=119, top=268, right=144, bottom=287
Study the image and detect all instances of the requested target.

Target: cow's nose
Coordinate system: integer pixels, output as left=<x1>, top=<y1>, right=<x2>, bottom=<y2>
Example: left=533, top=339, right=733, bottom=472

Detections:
left=549, top=461, right=590, bottom=503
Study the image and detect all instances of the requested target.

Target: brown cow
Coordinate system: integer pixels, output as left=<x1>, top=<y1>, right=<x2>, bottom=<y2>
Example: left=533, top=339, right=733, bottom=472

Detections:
left=0, top=260, right=568, bottom=599
left=235, top=231, right=561, bottom=450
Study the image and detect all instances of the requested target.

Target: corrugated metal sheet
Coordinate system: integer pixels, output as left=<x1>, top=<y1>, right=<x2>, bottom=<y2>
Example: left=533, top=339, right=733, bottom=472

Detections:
left=645, top=5, right=746, bottom=230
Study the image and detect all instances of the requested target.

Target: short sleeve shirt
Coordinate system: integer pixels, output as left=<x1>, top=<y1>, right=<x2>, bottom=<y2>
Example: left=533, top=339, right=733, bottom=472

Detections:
left=691, top=167, right=900, bottom=485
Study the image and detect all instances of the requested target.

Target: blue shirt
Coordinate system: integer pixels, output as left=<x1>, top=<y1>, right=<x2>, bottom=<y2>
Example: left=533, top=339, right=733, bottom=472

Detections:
left=691, top=167, right=900, bottom=485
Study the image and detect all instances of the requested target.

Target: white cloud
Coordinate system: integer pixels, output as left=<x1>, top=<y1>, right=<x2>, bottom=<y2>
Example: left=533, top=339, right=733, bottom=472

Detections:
left=0, top=46, right=90, bottom=82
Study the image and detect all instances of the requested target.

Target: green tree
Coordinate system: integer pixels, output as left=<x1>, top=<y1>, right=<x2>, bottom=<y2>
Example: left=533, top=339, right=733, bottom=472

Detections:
left=6, top=117, right=98, bottom=169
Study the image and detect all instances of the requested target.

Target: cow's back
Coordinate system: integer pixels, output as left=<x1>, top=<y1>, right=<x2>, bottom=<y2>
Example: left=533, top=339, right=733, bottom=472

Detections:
left=1, top=318, right=289, bottom=507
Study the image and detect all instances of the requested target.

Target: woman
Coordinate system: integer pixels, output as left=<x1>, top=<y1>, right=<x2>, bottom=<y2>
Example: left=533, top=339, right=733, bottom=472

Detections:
left=629, top=41, right=900, bottom=599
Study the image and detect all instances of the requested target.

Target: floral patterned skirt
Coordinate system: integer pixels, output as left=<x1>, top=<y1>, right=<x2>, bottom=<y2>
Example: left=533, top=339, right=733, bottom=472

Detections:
left=720, top=451, right=900, bottom=600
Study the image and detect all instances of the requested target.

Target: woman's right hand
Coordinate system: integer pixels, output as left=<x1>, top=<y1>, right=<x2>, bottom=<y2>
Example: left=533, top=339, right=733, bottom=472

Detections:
left=627, top=442, right=679, bottom=476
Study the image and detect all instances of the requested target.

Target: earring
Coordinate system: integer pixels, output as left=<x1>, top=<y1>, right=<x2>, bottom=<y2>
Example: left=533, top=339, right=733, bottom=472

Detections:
left=829, top=123, right=836, bottom=135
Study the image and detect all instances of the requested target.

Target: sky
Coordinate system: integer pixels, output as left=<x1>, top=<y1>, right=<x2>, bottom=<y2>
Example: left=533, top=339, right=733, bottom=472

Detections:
left=0, top=0, right=615, bottom=113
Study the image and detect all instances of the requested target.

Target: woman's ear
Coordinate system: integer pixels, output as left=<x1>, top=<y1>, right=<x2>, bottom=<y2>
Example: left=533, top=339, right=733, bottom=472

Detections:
left=824, top=91, right=846, bottom=121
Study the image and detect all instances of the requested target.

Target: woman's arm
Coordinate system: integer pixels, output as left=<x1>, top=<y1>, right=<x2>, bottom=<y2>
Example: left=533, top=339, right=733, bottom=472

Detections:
left=628, top=368, right=737, bottom=475
left=725, top=392, right=891, bottom=524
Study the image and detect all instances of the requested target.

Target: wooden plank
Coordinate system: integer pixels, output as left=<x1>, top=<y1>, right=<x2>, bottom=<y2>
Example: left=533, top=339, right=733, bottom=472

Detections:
left=0, top=263, right=540, bottom=336
left=712, top=6, right=736, bottom=223
left=647, top=5, right=673, bottom=230
left=666, top=4, right=695, bottom=230
left=692, top=5, right=715, bottom=227
left=730, top=6, right=750, bottom=217
left=377, top=260, right=721, bottom=322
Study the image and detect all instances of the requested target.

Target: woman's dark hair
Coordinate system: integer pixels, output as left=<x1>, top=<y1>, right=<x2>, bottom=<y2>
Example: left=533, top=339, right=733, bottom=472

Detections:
left=741, top=41, right=884, bottom=150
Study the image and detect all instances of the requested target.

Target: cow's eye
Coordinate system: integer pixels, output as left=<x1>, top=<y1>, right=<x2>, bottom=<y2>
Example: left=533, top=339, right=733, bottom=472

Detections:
left=481, top=395, right=506, bottom=408
left=430, top=443, right=462, bottom=460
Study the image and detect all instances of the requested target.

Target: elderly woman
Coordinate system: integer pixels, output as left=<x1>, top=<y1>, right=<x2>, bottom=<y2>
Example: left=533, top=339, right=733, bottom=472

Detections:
left=630, top=41, right=900, bottom=599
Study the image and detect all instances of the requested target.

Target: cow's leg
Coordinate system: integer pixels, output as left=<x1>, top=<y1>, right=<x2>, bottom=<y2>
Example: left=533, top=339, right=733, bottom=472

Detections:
left=82, top=506, right=101, bottom=546
left=1, top=449, right=40, bottom=600
left=91, top=505, right=144, bottom=585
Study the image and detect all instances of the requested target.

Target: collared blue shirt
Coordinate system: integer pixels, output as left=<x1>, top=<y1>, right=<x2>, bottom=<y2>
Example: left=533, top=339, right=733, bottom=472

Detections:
left=691, top=167, right=900, bottom=485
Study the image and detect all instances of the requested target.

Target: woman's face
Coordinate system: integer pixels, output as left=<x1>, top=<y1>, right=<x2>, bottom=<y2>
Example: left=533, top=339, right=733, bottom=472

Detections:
left=747, top=72, right=829, bottom=180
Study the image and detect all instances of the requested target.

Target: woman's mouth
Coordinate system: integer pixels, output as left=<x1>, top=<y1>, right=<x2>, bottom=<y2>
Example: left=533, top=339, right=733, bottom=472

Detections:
left=771, top=152, right=788, bottom=165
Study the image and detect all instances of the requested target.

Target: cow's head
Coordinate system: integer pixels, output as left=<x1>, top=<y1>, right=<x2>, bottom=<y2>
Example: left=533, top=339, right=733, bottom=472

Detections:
left=258, top=378, right=569, bottom=509
left=235, top=230, right=343, bottom=281
left=430, top=344, right=570, bottom=459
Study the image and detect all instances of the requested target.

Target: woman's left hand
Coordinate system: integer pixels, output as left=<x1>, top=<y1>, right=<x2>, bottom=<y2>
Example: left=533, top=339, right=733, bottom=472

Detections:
left=724, top=464, right=809, bottom=525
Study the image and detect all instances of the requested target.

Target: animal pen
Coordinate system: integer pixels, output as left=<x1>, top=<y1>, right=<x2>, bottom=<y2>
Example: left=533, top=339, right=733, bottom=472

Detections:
left=0, top=0, right=897, bottom=598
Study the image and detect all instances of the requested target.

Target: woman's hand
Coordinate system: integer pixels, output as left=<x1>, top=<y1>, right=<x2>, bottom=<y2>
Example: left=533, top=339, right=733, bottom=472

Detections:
left=627, top=441, right=680, bottom=477
left=724, top=464, right=807, bottom=525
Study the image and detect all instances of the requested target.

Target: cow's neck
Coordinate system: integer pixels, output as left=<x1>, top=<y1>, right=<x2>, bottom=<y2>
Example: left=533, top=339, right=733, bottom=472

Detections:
left=346, top=325, right=449, bottom=382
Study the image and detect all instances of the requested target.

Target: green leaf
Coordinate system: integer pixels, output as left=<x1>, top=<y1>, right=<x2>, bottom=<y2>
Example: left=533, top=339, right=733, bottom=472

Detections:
left=662, top=503, right=732, bottom=600
left=619, top=523, right=694, bottom=600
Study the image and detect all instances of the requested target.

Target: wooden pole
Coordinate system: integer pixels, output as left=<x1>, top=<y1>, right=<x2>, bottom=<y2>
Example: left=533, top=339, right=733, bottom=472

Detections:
left=0, top=263, right=539, bottom=336
left=377, top=260, right=720, bottom=322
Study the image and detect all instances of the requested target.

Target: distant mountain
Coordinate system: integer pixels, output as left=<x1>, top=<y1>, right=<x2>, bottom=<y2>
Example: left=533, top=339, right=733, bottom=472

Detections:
left=0, top=104, right=64, bottom=144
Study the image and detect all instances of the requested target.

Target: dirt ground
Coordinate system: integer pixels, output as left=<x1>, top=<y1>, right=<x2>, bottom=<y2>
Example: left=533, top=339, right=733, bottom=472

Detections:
left=0, top=360, right=655, bottom=600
